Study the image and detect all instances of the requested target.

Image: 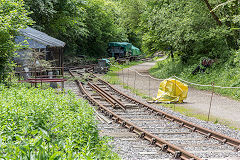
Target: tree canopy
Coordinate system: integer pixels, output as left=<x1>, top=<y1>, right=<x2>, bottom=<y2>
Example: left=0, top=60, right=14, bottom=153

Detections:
left=0, top=0, right=239, bottom=83
left=23, top=0, right=127, bottom=56
left=0, top=0, right=32, bottom=83
left=140, top=0, right=233, bottom=62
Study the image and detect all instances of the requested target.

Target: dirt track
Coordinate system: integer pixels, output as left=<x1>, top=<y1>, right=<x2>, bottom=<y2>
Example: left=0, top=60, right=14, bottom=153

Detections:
left=118, top=59, right=240, bottom=128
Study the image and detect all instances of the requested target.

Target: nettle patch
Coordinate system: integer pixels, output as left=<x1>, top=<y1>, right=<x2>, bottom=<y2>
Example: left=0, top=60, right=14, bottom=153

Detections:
left=0, top=85, right=118, bottom=159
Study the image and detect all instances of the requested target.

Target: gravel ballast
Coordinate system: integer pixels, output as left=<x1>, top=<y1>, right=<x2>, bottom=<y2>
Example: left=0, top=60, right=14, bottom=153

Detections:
left=65, top=69, right=240, bottom=159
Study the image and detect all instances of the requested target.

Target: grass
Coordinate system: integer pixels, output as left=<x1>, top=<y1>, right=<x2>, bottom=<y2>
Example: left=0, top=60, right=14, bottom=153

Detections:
left=162, top=103, right=240, bottom=131
left=102, top=60, right=153, bottom=100
left=162, top=103, right=218, bottom=122
left=0, top=84, right=119, bottom=159
left=103, top=60, right=144, bottom=85
left=122, top=85, right=152, bottom=100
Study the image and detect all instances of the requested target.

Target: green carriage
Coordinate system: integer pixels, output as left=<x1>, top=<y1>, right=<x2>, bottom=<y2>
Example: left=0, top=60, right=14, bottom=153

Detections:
left=107, top=42, right=141, bottom=59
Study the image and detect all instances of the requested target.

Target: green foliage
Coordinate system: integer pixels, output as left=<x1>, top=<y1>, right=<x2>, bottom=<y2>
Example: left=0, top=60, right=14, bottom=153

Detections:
left=24, top=0, right=89, bottom=54
left=65, top=56, right=98, bottom=66
left=0, top=85, right=119, bottom=159
left=116, top=0, right=146, bottom=48
left=212, top=0, right=239, bottom=48
left=140, top=0, right=231, bottom=61
left=0, top=0, right=32, bottom=83
left=21, top=0, right=239, bottom=61
left=81, top=0, right=127, bottom=57
left=233, top=49, right=240, bottom=67
left=24, top=0, right=127, bottom=57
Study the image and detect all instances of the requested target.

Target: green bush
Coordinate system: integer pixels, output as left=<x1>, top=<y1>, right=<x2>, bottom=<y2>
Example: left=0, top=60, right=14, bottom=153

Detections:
left=0, top=85, right=118, bottom=159
left=0, top=0, right=32, bottom=83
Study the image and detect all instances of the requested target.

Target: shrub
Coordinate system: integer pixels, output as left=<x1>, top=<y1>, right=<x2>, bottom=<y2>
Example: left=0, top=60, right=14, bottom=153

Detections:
left=0, top=0, right=32, bottom=83
left=0, top=85, right=118, bottom=159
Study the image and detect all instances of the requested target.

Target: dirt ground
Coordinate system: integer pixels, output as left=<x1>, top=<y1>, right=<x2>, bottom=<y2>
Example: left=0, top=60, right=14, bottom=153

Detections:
left=118, top=59, right=240, bottom=128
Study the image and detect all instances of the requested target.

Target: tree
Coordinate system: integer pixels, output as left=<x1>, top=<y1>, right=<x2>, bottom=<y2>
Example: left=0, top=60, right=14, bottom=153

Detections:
left=139, top=0, right=231, bottom=62
left=81, top=0, right=127, bottom=57
left=0, top=0, right=32, bottom=83
left=24, top=0, right=89, bottom=54
left=24, top=0, right=128, bottom=57
left=202, top=0, right=222, bottom=25
left=117, top=0, right=146, bottom=48
left=209, top=0, right=239, bottom=50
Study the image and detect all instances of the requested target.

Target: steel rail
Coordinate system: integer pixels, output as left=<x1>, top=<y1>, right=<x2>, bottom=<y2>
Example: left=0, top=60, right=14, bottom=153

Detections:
left=68, top=65, right=95, bottom=70
left=91, top=83, right=126, bottom=111
left=68, top=70, right=202, bottom=160
left=80, top=69, right=240, bottom=149
left=88, top=82, right=117, bottom=108
left=98, top=78, right=240, bottom=150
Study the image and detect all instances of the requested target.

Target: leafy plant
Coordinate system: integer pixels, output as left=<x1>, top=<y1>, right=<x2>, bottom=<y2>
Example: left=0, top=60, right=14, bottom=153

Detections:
left=0, top=85, right=119, bottom=159
left=0, top=0, right=32, bottom=83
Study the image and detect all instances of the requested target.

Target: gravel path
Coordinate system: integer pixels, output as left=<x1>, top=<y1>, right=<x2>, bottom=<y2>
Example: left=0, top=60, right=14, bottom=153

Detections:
left=118, top=59, right=240, bottom=128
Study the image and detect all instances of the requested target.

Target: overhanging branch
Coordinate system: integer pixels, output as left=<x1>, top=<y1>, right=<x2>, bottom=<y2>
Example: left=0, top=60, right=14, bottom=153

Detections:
left=202, top=0, right=222, bottom=26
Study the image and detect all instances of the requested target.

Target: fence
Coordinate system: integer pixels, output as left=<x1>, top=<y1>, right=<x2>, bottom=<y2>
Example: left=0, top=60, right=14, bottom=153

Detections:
left=12, top=67, right=66, bottom=90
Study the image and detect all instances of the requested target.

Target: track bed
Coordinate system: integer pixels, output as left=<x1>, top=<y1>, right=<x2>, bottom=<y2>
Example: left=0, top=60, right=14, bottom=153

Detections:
left=66, top=68, right=240, bottom=160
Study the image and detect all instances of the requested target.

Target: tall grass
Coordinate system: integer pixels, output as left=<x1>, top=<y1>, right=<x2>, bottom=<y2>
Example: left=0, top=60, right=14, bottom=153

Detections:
left=0, top=84, right=119, bottom=159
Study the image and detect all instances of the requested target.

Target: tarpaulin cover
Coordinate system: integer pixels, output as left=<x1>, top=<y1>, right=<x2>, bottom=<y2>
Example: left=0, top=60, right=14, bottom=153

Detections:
left=154, top=79, right=188, bottom=103
left=131, top=45, right=141, bottom=56
left=108, top=42, right=132, bottom=53
left=101, top=58, right=110, bottom=66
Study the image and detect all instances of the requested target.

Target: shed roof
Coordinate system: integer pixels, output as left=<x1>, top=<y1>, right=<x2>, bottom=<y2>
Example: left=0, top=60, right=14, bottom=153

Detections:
left=18, top=27, right=65, bottom=48
left=15, top=36, right=47, bottom=49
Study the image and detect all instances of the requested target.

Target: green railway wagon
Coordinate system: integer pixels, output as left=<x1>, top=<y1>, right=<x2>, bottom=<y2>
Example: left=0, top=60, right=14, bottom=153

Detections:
left=107, top=42, right=141, bottom=58
left=131, top=45, right=141, bottom=56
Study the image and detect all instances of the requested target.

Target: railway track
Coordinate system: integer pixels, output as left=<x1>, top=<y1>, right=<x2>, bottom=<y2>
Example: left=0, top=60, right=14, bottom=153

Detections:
left=68, top=67, right=240, bottom=160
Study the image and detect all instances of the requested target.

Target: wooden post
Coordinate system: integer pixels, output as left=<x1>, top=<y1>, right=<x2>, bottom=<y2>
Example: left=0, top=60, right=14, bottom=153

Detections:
left=61, top=66, right=64, bottom=91
left=134, top=71, right=136, bottom=91
left=35, top=68, right=37, bottom=88
left=149, top=76, right=150, bottom=97
left=174, top=78, right=176, bottom=111
left=207, top=82, right=215, bottom=121
left=122, top=69, right=124, bottom=86
left=127, top=69, right=129, bottom=86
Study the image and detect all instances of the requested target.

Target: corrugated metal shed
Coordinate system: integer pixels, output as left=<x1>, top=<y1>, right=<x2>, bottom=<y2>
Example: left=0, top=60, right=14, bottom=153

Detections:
left=16, top=27, right=65, bottom=48
left=15, top=36, right=47, bottom=49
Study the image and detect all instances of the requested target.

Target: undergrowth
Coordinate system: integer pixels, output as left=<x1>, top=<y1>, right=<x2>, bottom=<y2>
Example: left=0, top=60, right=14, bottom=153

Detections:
left=150, top=55, right=240, bottom=100
left=0, top=84, right=119, bottom=159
